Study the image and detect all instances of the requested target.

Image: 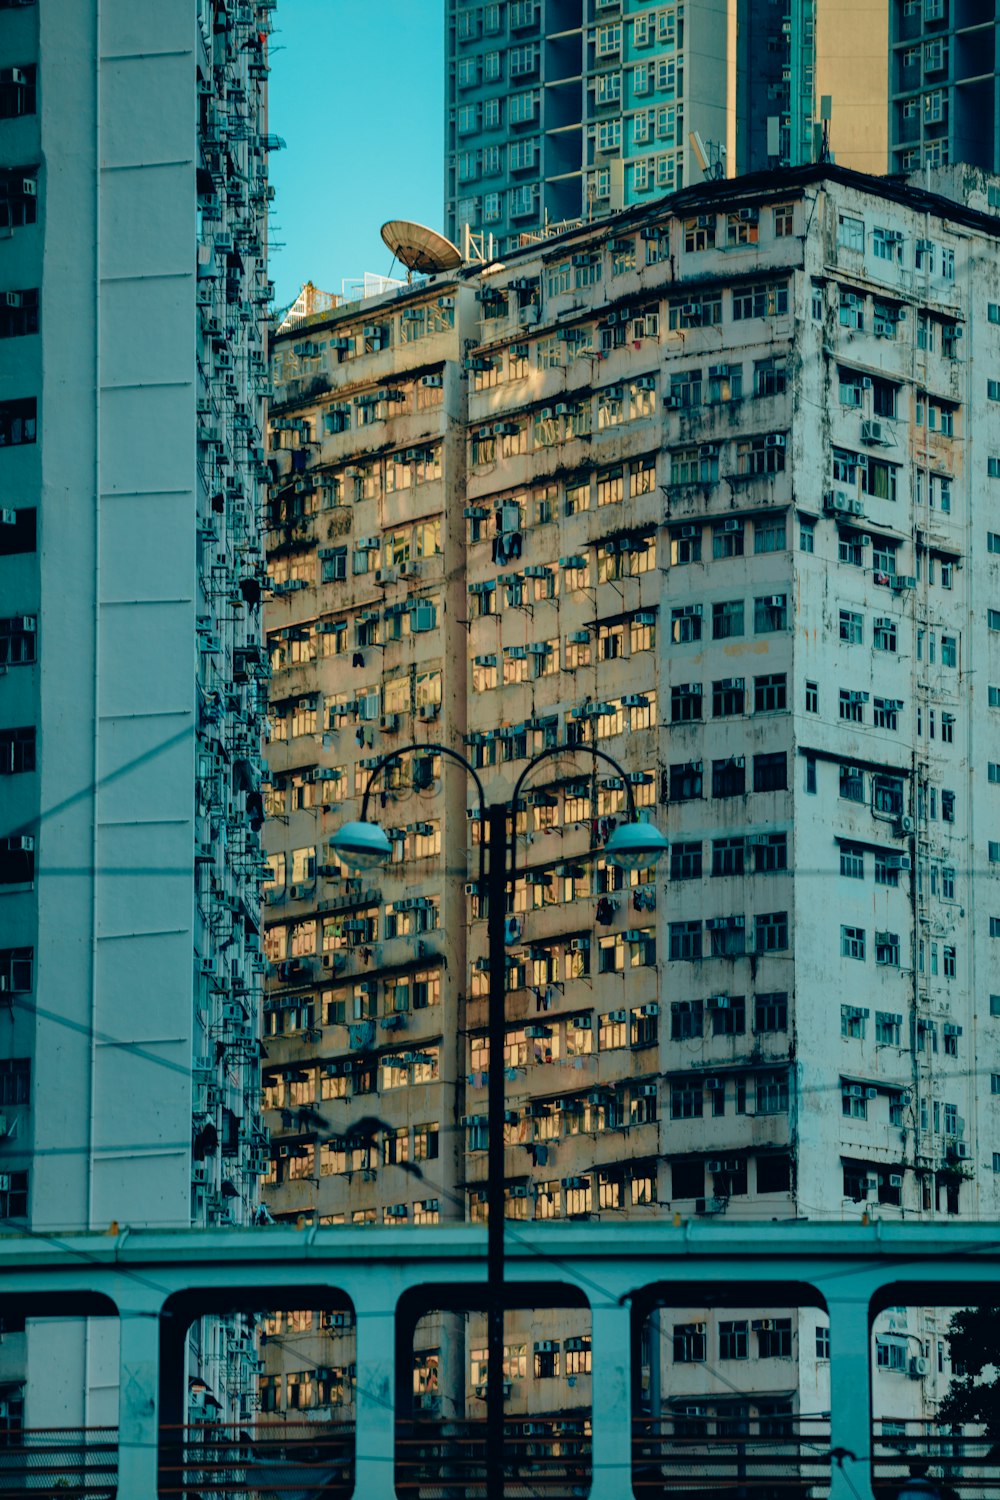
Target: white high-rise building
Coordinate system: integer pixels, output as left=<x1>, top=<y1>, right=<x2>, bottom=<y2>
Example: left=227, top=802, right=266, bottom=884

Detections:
left=0, top=0, right=272, bottom=1435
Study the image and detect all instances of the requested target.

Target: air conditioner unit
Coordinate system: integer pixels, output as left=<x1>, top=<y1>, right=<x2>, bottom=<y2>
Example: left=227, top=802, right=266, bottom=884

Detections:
left=824, top=491, right=851, bottom=514
left=895, top=815, right=916, bottom=835
left=695, top=1196, right=726, bottom=1214
left=909, top=1356, right=930, bottom=1378
left=953, top=1142, right=970, bottom=1159
left=380, top=714, right=400, bottom=733
left=889, top=1174, right=903, bottom=1188
left=418, top=703, right=440, bottom=721
left=572, top=937, right=590, bottom=952
left=707, top=1159, right=722, bottom=1173
left=861, top=419, right=885, bottom=444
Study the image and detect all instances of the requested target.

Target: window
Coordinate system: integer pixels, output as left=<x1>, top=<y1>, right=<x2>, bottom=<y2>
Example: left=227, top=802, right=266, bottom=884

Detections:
left=670, top=1082, right=703, bottom=1120
left=712, top=757, right=745, bottom=798
left=839, top=689, right=865, bottom=724
left=0, top=615, right=36, bottom=666
left=713, top=520, right=744, bottom=559
left=756, top=1072, right=789, bottom=1114
left=673, top=1324, right=707, bottom=1362
left=0, top=952, right=32, bottom=998
left=754, top=594, right=787, bottom=632
left=713, top=678, right=745, bottom=717
left=0, top=288, right=38, bottom=340
left=757, top=1319, right=792, bottom=1359
left=732, top=281, right=788, bottom=320
left=754, top=674, right=786, bottom=713
left=0, top=1171, right=27, bottom=1218
left=712, top=996, right=746, bottom=1037
left=0, top=64, right=36, bottom=118
left=816, top=1327, right=831, bottom=1360
left=800, top=519, right=815, bottom=554
left=670, top=843, right=702, bottom=881
left=841, top=926, right=866, bottom=960
left=0, top=727, right=35, bottom=775
left=806, top=681, right=818, bottom=714
left=873, top=697, right=901, bottom=731
left=712, top=601, right=744, bottom=640
left=669, top=921, right=702, bottom=961
left=840, top=609, right=863, bottom=645
left=670, top=762, right=703, bottom=802
left=770, top=201, right=794, bottom=235
left=719, top=1321, right=749, bottom=1360
left=671, top=1000, right=703, bottom=1041
left=670, top=683, right=702, bottom=723
left=671, top=606, right=702, bottom=644
left=754, top=912, right=788, bottom=952
left=838, top=215, right=864, bottom=252
left=754, top=518, right=786, bottom=554
left=875, top=931, right=901, bottom=967
left=876, top=1012, right=902, bottom=1046
left=873, top=617, right=897, bottom=654
left=839, top=290, right=864, bottom=330
left=0, top=397, right=37, bottom=447
left=754, top=993, right=788, bottom=1032
left=754, top=357, right=786, bottom=397
left=712, top=837, right=745, bottom=877
left=840, top=845, right=864, bottom=880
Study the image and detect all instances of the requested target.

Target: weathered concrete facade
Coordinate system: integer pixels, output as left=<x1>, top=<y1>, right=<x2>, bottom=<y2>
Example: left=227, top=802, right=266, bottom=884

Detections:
left=263, top=163, right=1000, bottom=1437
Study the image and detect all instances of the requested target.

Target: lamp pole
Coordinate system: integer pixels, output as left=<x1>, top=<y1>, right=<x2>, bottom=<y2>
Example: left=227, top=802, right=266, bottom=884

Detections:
left=331, top=742, right=667, bottom=1500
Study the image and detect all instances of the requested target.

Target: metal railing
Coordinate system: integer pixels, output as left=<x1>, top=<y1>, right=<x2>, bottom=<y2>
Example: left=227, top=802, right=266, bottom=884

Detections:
left=395, top=1418, right=592, bottom=1498
left=157, top=1422, right=353, bottom=1496
left=872, top=1418, right=1000, bottom=1496
left=632, top=1415, right=833, bottom=1496
left=0, top=1426, right=118, bottom=1496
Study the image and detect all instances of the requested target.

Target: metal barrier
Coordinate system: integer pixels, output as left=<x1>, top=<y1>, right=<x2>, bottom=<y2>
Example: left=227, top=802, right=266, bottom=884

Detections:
left=0, top=1426, right=118, bottom=1496
left=632, top=1415, right=832, bottom=1496
left=157, top=1422, right=354, bottom=1495
left=395, top=1417, right=591, bottom=1498
left=872, top=1418, right=1000, bottom=1496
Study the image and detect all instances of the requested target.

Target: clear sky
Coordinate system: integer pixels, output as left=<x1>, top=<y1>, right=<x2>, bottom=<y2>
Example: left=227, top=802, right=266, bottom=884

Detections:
left=267, top=0, right=445, bottom=314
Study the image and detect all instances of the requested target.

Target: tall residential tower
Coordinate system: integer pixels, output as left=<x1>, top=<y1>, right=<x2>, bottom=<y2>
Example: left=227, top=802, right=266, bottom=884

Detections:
left=0, top=0, right=272, bottom=1434
left=444, top=0, right=888, bottom=252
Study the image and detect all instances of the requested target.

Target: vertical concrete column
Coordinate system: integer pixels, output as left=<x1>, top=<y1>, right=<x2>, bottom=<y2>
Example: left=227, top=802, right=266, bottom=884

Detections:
left=590, top=1298, right=633, bottom=1496
left=826, top=1293, right=875, bottom=1500
left=353, top=1301, right=397, bottom=1500
left=116, top=1296, right=163, bottom=1500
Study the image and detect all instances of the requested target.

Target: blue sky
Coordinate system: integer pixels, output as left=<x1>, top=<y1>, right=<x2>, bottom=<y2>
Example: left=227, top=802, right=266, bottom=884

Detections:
left=267, top=1, right=445, bottom=314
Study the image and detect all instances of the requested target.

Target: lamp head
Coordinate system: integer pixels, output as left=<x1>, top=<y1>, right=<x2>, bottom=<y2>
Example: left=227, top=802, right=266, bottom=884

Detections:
left=604, top=820, right=669, bottom=872
left=329, top=819, right=393, bottom=871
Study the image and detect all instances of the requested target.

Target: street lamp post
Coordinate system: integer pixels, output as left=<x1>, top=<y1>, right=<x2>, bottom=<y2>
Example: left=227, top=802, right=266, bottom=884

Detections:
left=332, top=742, right=668, bottom=1499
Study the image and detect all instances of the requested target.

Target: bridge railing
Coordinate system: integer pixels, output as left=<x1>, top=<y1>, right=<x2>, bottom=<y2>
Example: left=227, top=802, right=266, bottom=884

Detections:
left=632, top=1414, right=833, bottom=1496
left=156, top=1421, right=354, bottom=1496
left=871, top=1418, right=1000, bottom=1497
left=0, top=1425, right=118, bottom=1496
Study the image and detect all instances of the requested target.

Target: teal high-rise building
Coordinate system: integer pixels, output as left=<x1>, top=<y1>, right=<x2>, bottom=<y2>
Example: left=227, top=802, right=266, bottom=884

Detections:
left=444, top=0, right=857, bottom=252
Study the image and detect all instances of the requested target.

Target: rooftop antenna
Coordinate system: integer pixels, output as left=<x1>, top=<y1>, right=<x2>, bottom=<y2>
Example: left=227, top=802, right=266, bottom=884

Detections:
left=689, top=130, right=725, bottom=182
left=380, top=219, right=462, bottom=283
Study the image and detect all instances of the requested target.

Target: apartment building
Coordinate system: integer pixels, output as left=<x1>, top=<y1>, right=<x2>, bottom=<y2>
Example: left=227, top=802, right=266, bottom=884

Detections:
left=444, top=0, right=887, bottom=253
left=889, top=0, right=1000, bottom=177
left=0, top=0, right=272, bottom=1433
left=262, top=162, right=1000, bottom=1448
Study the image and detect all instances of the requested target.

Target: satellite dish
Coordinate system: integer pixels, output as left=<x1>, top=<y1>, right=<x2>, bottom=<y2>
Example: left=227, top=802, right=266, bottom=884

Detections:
left=380, top=219, right=463, bottom=279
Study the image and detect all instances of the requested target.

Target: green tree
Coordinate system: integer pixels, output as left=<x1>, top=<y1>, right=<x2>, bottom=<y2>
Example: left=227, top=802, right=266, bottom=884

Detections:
left=939, top=1307, right=1000, bottom=1440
